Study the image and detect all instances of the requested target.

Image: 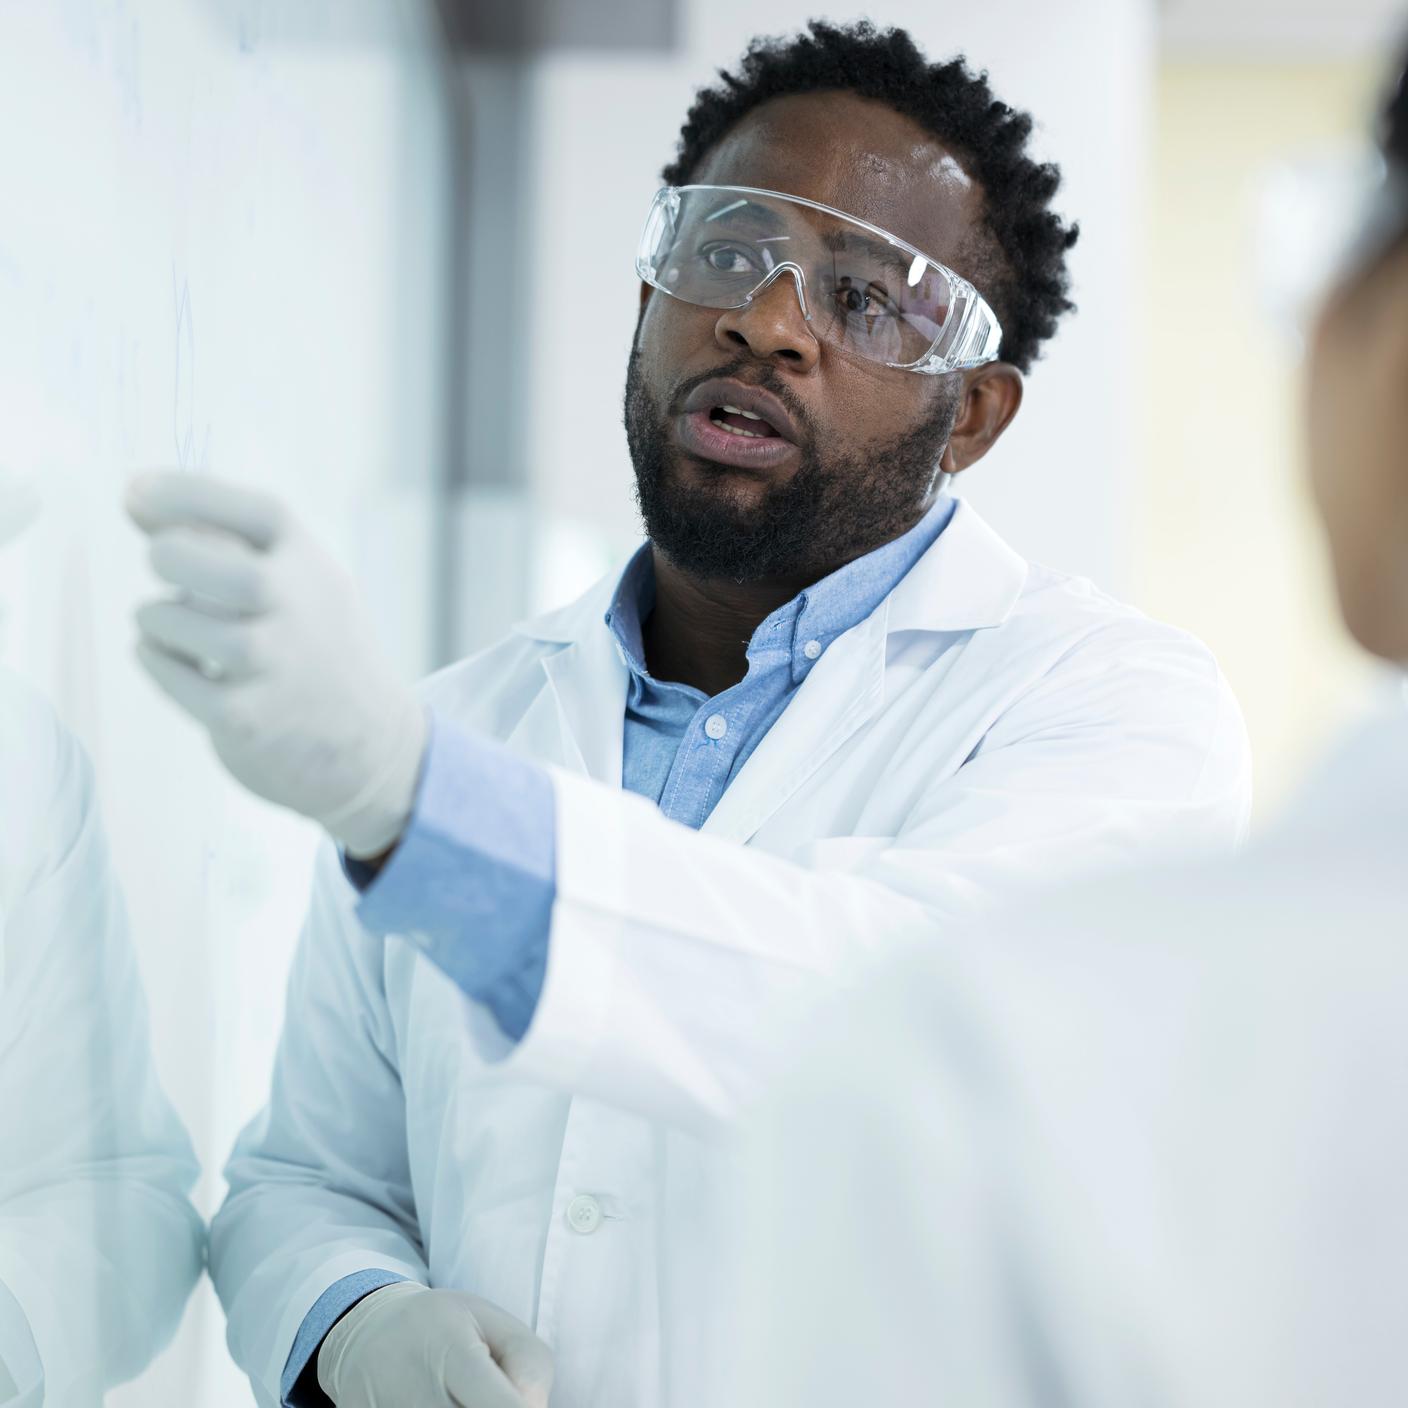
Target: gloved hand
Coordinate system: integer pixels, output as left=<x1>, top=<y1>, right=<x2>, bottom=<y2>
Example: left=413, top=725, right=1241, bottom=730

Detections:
left=317, top=1282, right=554, bottom=1407
left=126, top=470, right=427, bottom=859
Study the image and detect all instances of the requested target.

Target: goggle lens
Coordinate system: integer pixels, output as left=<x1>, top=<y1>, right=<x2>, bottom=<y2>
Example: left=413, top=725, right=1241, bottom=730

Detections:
left=637, top=186, right=998, bottom=372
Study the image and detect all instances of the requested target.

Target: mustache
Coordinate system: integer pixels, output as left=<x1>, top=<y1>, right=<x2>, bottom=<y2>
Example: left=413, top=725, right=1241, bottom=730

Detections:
left=665, top=358, right=816, bottom=447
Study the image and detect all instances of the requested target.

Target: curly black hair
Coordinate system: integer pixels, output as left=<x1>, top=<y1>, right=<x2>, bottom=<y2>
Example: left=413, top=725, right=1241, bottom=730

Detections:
left=661, top=20, right=1079, bottom=373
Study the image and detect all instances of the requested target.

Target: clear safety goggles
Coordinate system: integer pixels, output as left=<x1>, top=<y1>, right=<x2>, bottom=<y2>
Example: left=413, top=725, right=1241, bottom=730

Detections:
left=635, top=184, right=1004, bottom=374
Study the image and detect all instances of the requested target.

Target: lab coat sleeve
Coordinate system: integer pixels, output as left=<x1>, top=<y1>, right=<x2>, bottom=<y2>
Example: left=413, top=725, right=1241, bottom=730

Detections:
left=209, top=840, right=431, bottom=1408
left=502, top=623, right=1252, bottom=1131
left=0, top=682, right=204, bottom=1402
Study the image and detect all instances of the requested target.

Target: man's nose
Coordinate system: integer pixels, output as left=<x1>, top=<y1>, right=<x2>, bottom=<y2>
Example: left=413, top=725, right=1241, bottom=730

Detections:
left=713, top=269, right=821, bottom=371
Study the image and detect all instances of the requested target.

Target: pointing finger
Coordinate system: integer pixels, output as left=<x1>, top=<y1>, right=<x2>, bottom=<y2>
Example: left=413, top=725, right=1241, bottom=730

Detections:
left=126, top=470, right=286, bottom=550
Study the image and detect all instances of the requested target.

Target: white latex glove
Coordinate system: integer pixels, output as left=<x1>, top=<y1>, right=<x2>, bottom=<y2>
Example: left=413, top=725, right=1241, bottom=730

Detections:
left=126, top=470, right=427, bottom=858
left=317, top=1282, right=554, bottom=1408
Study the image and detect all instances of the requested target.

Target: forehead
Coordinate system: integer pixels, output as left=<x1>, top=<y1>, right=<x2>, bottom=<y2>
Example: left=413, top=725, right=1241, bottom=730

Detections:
left=688, top=91, right=984, bottom=268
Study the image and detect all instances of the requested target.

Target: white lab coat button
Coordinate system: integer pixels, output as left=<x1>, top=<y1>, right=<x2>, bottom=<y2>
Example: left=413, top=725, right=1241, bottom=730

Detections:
left=566, top=1194, right=603, bottom=1234
left=704, top=713, right=728, bottom=740
left=802, top=639, right=822, bottom=660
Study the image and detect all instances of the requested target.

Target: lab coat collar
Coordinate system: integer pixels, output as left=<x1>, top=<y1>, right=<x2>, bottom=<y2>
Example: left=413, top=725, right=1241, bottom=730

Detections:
left=514, top=571, right=621, bottom=647
left=513, top=497, right=1028, bottom=649
left=884, top=497, right=1028, bottom=634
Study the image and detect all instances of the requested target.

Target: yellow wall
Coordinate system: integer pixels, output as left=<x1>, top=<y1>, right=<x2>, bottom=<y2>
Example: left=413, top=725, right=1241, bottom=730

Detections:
left=1136, top=60, right=1386, bottom=820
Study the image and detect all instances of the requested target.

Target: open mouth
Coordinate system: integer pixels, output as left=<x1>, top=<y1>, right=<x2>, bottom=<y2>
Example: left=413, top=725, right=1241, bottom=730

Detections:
left=708, top=403, right=782, bottom=439
left=676, top=406, right=798, bottom=471
left=675, top=377, right=802, bottom=472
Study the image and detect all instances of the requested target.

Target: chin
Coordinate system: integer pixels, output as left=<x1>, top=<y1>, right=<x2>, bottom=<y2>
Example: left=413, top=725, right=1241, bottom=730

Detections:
left=670, top=453, right=775, bottom=504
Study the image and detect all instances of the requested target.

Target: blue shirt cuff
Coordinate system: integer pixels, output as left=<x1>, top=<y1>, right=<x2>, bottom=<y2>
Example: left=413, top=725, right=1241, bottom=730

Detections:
left=281, top=1269, right=409, bottom=1407
left=343, top=713, right=556, bottom=1042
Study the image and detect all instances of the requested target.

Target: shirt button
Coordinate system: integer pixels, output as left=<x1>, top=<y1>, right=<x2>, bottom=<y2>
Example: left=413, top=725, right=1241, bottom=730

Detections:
left=704, top=713, right=728, bottom=740
left=802, top=639, right=823, bottom=660
left=566, top=1194, right=603, bottom=1235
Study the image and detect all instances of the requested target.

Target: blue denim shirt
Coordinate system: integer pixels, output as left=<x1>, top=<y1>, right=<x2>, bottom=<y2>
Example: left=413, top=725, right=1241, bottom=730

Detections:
left=281, top=492, right=956, bottom=1405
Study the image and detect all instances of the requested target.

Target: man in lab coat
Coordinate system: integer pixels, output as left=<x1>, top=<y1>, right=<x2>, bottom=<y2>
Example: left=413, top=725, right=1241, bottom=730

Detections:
left=730, top=45, right=1408, bottom=1408
left=128, top=22, right=1250, bottom=1408
left=0, top=487, right=204, bottom=1404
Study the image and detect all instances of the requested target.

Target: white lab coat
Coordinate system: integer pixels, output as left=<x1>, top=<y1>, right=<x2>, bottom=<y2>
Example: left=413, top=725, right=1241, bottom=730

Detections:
left=731, top=685, right=1408, bottom=1408
left=211, top=499, right=1251, bottom=1408
left=0, top=670, right=204, bottom=1407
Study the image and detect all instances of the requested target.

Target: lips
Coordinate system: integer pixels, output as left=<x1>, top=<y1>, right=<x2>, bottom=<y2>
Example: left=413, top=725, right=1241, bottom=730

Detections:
left=675, top=377, right=803, bottom=472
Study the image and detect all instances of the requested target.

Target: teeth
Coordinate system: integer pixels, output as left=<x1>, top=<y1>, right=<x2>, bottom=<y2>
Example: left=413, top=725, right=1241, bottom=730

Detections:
left=711, top=404, right=769, bottom=438
left=715, top=405, right=771, bottom=436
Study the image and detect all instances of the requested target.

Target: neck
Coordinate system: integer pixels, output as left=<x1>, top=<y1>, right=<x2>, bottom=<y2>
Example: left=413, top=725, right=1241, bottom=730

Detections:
left=642, top=552, right=816, bottom=695
left=641, top=496, right=944, bottom=695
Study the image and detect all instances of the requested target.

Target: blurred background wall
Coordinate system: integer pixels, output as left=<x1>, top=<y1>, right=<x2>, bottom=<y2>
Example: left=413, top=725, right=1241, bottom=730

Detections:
left=1134, top=43, right=1391, bottom=813
left=0, top=0, right=1402, bottom=1403
left=1137, top=0, right=1402, bottom=813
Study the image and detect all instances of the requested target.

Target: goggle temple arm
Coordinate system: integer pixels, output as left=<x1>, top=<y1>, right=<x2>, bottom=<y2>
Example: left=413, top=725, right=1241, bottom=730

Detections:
left=920, top=282, right=1003, bottom=372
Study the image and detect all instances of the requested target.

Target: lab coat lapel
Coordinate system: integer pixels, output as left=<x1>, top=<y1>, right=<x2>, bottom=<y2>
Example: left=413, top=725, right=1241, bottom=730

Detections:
left=534, top=631, right=629, bottom=785
left=700, top=604, right=890, bottom=845
left=509, top=572, right=629, bottom=783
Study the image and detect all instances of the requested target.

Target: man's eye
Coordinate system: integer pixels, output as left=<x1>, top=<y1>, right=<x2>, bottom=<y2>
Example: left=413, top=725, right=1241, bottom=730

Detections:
left=835, top=279, right=897, bottom=317
left=699, top=243, right=759, bottom=276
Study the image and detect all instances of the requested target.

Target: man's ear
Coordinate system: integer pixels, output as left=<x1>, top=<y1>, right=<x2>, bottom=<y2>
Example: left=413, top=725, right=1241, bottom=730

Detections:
left=939, top=363, right=1024, bottom=475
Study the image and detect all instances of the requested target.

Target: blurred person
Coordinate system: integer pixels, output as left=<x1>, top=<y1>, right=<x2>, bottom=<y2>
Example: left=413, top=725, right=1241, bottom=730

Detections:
left=731, top=42, right=1408, bottom=1408
left=127, top=22, right=1251, bottom=1408
left=0, top=485, right=204, bottom=1405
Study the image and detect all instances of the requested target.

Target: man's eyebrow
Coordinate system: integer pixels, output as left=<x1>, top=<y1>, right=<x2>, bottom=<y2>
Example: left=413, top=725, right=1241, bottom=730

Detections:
left=823, top=229, right=932, bottom=284
left=699, top=203, right=932, bottom=279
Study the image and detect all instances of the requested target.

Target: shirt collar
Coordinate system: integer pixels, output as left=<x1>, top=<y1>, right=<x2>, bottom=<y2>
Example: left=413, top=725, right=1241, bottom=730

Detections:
left=603, top=543, right=655, bottom=678
left=604, top=491, right=958, bottom=689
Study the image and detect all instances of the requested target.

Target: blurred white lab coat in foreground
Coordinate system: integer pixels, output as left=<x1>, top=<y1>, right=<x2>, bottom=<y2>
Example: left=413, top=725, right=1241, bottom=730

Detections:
left=212, top=499, right=1251, bottom=1408
left=732, top=683, right=1408, bottom=1408
left=0, top=671, right=203, bottom=1407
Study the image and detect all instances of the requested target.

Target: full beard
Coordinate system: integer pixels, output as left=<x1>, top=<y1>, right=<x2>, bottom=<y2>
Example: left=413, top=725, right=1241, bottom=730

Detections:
left=623, top=345, right=961, bottom=583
